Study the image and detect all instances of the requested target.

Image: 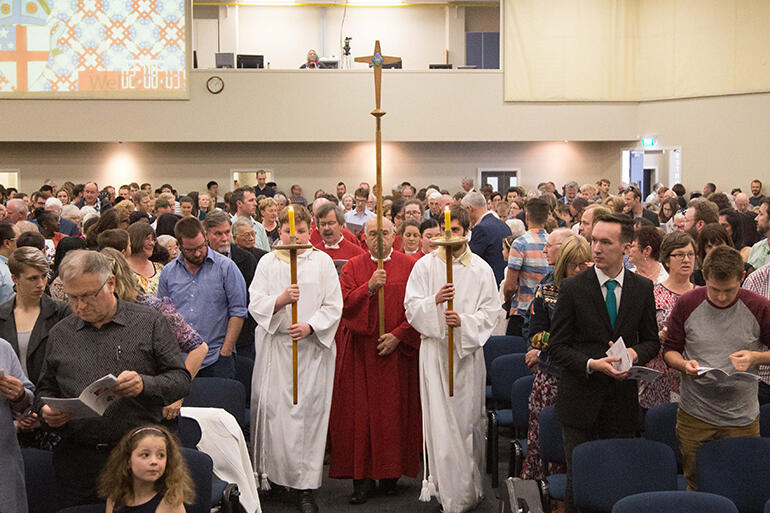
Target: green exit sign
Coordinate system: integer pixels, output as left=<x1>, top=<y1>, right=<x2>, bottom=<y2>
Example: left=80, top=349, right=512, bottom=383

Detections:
left=641, top=137, right=656, bottom=147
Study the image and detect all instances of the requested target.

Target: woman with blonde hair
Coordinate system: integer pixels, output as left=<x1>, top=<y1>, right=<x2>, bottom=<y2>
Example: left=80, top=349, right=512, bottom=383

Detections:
left=258, top=197, right=279, bottom=244
left=522, top=235, right=592, bottom=479
left=98, top=425, right=194, bottom=513
left=101, top=248, right=207, bottom=420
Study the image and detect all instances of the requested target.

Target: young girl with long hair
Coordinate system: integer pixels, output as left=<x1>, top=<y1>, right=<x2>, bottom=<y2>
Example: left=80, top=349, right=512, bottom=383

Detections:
left=99, top=425, right=194, bottom=513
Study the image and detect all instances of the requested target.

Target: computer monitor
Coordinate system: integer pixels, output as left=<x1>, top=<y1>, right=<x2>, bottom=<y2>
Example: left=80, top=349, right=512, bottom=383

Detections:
left=215, top=52, right=235, bottom=69
left=382, top=61, right=402, bottom=69
left=319, top=58, right=338, bottom=69
left=429, top=64, right=453, bottom=69
left=237, top=54, right=264, bottom=69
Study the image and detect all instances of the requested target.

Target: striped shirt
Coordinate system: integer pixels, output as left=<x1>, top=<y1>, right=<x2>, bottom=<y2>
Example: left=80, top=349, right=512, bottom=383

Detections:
left=507, top=228, right=551, bottom=316
left=743, top=262, right=770, bottom=384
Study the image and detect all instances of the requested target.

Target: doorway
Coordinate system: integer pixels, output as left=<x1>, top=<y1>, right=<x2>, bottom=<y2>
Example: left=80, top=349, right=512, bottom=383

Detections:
left=230, top=168, right=274, bottom=191
left=0, top=169, right=20, bottom=191
left=478, top=168, right=519, bottom=193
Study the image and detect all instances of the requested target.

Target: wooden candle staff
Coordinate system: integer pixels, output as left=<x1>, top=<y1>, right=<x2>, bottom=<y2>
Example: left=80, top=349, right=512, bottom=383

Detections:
left=355, top=41, right=400, bottom=337
left=431, top=206, right=466, bottom=397
left=274, top=205, right=312, bottom=405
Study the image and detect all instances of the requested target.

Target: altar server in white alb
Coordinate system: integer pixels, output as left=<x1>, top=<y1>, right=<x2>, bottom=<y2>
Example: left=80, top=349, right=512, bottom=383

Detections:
left=248, top=204, right=342, bottom=513
left=405, top=204, right=502, bottom=513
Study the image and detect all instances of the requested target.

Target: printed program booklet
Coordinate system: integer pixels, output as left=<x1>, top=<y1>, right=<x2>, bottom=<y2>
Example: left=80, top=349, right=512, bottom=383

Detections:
left=42, top=374, right=120, bottom=419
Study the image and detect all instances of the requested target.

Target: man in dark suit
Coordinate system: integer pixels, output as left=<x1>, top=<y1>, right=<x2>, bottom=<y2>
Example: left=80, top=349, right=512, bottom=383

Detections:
left=548, top=213, right=660, bottom=513
left=462, top=191, right=512, bottom=284
left=204, top=211, right=266, bottom=361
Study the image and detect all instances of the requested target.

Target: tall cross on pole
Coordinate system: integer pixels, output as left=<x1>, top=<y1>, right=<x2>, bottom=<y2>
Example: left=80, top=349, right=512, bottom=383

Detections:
left=355, top=41, right=401, bottom=337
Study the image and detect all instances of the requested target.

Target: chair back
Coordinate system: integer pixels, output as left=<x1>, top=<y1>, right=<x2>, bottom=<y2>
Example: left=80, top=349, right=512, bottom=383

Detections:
left=611, top=491, right=738, bottom=513
left=181, top=447, right=214, bottom=513
left=573, top=438, right=678, bottom=512
left=185, top=377, right=246, bottom=428
left=539, top=405, right=565, bottom=464
left=484, top=336, right=527, bottom=381
left=22, top=448, right=57, bottom=513
left=490, top=353, right=530, bottom=405
left=644, top=402, right=682, bottom=466
left=178, top=415, right=203, bottom=448
left=511, top=375, right=535, bottom=432
left=697, top=437, right=770, bottom=513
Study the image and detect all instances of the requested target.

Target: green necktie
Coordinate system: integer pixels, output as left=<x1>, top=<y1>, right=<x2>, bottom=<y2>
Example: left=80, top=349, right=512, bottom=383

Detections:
left=605, top=280, right=618, bottom=327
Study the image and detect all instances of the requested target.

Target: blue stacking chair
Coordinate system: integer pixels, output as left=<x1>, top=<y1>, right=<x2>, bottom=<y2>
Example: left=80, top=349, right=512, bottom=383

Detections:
left=612, top=491, right=738, bottom=513
left=182, top=447, right=241, bottom=513
left=184, top=377, right=246, bottom=429
left=484, top=336, right=527, bottom=403
left=572, top=438, right=678, bottom=512
left=760, top=403, right=770, bottom=438
left=178, top=415, right=203, bottom=449
left=765, top=497, right=770, bottom=513
left=487, top=353, right=531, bottom=485
left=538, top=405, right=566, bottom=505
left=697, top=437, right=770, bottom=513
left=508, top=374, right=535, bottom=480
left=643, top=402, right=686, bottom=489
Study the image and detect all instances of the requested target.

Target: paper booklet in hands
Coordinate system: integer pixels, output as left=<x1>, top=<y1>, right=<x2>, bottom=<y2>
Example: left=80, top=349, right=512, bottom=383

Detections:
left=695, top=366, right=759, bottom=383
left=42, top=374, right=120, bottom=419
left=606, top=337, right=662, bottom=383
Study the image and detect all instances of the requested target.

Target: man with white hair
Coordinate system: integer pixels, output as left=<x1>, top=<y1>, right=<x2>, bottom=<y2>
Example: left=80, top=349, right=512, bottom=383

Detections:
left=463, top=192, right=511, bottom=283
left=5, top=199, right=28, bottom=224
left=461, top=177, right=475, bottom=193
left=44, top=197, right=80, bottom=236
left=425, top=192, right=442, bottom=222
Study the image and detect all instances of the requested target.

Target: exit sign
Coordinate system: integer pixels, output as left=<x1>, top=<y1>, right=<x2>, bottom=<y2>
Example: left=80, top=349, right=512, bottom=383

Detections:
left=641, top=137, right=656, bottom=148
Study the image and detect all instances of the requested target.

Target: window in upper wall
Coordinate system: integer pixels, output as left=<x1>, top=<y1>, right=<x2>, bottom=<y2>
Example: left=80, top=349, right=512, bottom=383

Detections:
left=192, top=2, right=501, bottom=71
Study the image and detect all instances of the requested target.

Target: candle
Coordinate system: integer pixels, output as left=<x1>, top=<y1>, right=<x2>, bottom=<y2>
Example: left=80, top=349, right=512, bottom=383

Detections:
left=444, top=205, right=451, bottom=232
left=288, top=205, right=296, bottom=236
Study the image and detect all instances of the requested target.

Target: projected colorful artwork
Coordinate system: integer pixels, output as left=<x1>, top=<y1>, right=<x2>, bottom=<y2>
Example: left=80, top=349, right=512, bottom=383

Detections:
left=0, top=0, right=186, bottom=97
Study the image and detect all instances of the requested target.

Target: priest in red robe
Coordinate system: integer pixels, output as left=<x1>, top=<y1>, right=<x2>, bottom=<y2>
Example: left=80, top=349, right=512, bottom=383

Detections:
left=310, top=198, right=364, bottom=249
left=329, top=216, right=422, bottom=504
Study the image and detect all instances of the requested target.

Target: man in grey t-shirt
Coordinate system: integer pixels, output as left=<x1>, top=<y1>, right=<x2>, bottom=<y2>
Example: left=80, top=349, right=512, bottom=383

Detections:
left=664, top=246, right=770, bottom=490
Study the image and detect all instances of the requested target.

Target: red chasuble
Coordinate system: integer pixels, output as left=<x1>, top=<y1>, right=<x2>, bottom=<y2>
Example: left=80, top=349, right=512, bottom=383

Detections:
left=328, top=251, right=422, bottom=480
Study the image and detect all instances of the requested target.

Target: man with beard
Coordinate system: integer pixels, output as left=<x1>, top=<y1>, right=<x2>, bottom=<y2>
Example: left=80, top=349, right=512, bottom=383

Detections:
left=159, top=217, right=247, bottom=379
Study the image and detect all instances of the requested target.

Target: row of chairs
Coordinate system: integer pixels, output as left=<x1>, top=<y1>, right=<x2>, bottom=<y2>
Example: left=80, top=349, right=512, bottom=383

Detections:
left=535, top=403, right=770, bottom=513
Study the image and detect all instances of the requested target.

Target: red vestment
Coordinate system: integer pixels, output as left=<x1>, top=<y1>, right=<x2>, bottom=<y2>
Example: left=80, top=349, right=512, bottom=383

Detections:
left=311, top=224, right=363, bottom=248
left=313, top=237, right=366, bottom=261
left=328, top=251, right=422, bottom=480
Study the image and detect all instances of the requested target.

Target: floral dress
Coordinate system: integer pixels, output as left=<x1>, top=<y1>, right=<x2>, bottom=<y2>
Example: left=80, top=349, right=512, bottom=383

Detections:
left=638, top=283, right=682, bottom=409
left=521, top=276, right=566, bottom=480
left=134, top=261, right=164, bottom=296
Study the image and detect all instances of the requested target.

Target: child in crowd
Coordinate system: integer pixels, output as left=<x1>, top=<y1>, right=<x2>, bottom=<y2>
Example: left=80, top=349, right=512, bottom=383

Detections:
left=99, top=425, right=194, bottom=513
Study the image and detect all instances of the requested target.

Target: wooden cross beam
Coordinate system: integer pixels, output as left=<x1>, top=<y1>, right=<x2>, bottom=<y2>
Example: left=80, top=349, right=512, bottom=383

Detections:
left=355, top=40, right=401, bottom=116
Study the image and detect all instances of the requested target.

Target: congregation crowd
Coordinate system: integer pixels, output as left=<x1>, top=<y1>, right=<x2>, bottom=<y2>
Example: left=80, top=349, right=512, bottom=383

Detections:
left=0, top=171, right=769, bottom=513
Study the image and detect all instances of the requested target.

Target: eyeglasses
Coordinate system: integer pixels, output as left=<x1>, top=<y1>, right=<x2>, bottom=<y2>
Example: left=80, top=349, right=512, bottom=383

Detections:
left=669, top=251, right=695, bottom=260
left=180, top=241, right=208, bottom=254
left=318, top=221, right=338, bottom=229
left=66, top=277, right=109, bottom=304
left=237, top=231, right=256, bottom=239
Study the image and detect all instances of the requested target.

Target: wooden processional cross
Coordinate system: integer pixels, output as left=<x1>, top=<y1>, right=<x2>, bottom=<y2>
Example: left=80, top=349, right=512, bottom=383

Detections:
left=355, top=41, right=400, bottom=338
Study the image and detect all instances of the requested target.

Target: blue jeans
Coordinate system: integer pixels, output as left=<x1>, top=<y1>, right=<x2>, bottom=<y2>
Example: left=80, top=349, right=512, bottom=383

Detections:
left=198, top=353, right=236, bottom=380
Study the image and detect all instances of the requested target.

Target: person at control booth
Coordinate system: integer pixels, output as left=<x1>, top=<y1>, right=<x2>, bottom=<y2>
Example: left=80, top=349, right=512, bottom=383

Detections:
left=300, top=49, right=327, bottom=69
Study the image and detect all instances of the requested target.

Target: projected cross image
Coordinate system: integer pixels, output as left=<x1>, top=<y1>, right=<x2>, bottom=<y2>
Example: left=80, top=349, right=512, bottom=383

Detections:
left=0, top=0, right=186, bottom=96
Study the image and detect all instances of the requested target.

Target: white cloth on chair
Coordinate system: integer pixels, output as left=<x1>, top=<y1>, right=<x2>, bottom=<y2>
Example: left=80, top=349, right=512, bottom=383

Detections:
left=180, top=407, right=261, bottom=513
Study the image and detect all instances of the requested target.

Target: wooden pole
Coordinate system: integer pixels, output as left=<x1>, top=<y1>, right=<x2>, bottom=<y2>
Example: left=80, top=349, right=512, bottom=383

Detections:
left=445, top=232, right=454, bottom=397
left=375, top=117, right=385, bottom=337
left=290, top=246, right=298, bottom=405
left=356, top=41, right=400, bottom=339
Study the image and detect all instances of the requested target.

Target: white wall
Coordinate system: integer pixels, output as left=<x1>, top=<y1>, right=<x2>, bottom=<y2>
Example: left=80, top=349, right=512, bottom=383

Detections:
left=636, top=92, right=770, bottom=193
left=0, top=70, right=640, bottom=142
